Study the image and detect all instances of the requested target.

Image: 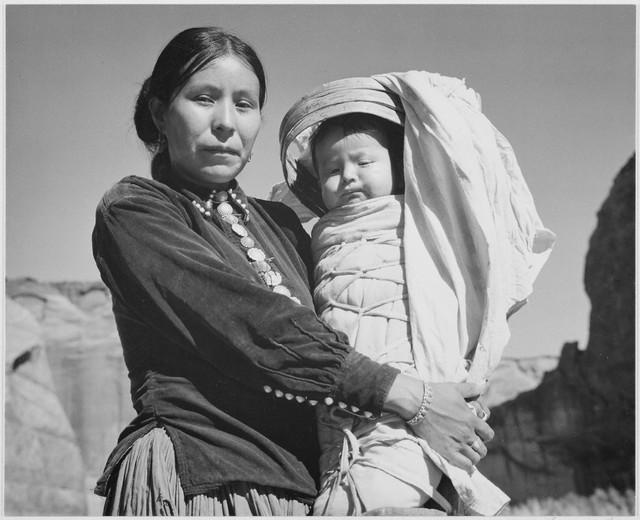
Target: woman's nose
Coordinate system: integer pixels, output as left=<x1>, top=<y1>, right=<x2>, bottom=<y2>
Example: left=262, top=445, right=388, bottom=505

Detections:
left=211, top=101, right=235, bottom=137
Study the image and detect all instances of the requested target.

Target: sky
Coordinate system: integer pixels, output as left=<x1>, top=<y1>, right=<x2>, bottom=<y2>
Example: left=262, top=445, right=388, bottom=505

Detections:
left=4, top=4, right=636, bottom=359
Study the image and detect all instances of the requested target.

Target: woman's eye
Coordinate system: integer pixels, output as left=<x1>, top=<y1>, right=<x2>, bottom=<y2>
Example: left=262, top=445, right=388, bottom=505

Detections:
left=195, top=95, right=214, bottom=104
left=358, top=160, right=372, bottom=167
left=236, top=100, right=256, bottom=110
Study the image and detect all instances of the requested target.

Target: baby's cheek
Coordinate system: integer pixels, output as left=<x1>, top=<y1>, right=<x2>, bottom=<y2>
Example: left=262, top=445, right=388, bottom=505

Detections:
left=320, top=182, right=338, bottom=209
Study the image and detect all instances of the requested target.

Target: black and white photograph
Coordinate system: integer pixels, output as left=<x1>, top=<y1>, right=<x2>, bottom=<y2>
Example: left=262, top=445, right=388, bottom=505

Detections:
left=3, top=3, right=636, bottom=516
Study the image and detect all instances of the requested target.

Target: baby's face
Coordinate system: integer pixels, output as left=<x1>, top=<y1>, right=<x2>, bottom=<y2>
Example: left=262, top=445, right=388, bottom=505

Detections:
left=315, top=126, right=395, bottom=210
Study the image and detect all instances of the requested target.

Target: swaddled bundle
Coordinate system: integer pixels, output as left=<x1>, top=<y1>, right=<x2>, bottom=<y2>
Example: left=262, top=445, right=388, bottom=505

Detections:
left=279, top=71, right=555, bottom=515
left=312, top=195, right=451, bottom=514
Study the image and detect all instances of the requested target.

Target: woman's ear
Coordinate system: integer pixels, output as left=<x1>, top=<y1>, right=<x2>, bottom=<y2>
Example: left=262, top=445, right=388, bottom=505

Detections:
left=148, top=97, right=165, bottom=135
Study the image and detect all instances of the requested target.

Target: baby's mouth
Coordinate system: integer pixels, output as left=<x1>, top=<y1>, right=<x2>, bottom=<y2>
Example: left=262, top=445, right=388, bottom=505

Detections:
left=342, top=190, right=362, bottom=201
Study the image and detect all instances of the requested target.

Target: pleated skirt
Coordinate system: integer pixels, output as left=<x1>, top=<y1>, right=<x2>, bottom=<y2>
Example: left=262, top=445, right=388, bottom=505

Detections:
left=103, top=427, right=311, bottom=516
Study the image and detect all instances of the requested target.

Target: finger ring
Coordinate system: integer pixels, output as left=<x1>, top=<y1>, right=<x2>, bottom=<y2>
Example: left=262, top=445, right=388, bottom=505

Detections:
left=467, top=402, right=490, bottom=421
left=471, top=438, right=482, bottom=452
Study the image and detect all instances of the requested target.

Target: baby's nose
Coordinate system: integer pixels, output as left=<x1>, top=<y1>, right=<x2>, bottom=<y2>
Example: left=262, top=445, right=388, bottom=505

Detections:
left=341, top=164, right=358, bottom=182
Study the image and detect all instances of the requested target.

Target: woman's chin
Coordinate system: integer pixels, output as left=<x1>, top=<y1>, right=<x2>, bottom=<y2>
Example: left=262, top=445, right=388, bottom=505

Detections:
left=198, top=165, right=243, bottom=186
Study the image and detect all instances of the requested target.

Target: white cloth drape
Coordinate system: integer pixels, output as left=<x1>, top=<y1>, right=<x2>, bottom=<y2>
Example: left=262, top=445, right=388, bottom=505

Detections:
left=372, top=71, right=555, bottom=385
left=362, top=71, right=555, bottom=515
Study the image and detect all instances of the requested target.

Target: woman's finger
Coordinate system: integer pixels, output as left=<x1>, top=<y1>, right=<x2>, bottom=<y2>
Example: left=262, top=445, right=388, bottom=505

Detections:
left=468, top=436, right=488, bottom=458
left=474, top=418, right=495, bottom=442
left=461, top=444, right=482, bottom=466
left=456, top=382, right=485, bottom=400
left=448, top=451, right=476, bottom=474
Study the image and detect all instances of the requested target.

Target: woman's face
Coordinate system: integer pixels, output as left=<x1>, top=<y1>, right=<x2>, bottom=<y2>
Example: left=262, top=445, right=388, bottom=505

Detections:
left=154, top=55, right=262, bottom=189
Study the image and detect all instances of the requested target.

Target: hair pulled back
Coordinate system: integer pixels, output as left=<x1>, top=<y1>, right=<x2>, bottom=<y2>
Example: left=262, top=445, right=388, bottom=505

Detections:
left=134, top=27, right=267, bottom=179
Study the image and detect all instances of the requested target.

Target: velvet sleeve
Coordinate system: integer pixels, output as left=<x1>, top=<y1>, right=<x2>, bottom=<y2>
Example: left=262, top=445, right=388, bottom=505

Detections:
left=92, top=180, right=398, bottom=415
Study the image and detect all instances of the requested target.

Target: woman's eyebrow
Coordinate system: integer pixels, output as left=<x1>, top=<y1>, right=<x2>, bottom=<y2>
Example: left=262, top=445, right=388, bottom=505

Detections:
left=182, top=81, right=221, bottom=93
left=233, top=88, right=260, bottom=99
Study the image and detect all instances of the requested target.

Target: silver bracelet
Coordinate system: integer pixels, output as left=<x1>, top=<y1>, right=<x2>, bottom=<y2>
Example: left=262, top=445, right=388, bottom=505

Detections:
left=406, top=381, right=433, bottom=426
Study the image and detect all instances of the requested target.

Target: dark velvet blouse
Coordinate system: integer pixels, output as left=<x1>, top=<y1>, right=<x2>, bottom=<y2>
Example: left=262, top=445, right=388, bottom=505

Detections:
left=92, top=175, right=398, bottom=502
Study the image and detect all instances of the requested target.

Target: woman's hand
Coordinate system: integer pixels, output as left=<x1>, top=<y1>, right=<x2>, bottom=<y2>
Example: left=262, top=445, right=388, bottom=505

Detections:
left=384, top=375, right=494, bottom=473
left=412, top=382, right=493, bottom=472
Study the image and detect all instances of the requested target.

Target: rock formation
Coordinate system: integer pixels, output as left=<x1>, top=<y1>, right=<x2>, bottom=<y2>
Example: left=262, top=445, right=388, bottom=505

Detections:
left=4, top=299, right=87, bottom=515
left=482, top=356, right=560, bottom=409
left=5, top=279, right=134, bottom=515
left=478, top=155, right=636, bottom=503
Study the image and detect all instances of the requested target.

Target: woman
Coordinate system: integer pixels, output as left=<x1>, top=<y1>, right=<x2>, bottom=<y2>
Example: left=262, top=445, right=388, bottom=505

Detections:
left=92, top=27, right=492, bottom=516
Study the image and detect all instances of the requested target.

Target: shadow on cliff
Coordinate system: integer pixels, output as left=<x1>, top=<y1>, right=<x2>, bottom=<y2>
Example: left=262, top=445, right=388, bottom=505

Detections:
left=478, top=154, right=636, bottom=503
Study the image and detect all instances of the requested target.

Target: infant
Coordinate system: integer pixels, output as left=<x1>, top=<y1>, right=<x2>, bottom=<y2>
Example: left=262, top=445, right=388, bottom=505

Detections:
left=311, top=112, right=450, bottom=515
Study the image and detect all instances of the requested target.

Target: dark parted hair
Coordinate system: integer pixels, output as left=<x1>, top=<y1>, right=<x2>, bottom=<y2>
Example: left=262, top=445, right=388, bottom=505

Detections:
left=310, top=112, right=405, bottom=195
left=133, top=27, right=267, bottom=180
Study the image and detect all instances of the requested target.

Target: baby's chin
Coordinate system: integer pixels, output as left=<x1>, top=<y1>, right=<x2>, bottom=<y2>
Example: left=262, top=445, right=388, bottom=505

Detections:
left=339, top=191, right=369, bottom=205
left=326, top=192, right=372, bottom=210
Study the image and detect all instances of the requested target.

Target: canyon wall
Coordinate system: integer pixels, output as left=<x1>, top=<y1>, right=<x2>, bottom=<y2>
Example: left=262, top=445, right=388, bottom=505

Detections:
left=478, top=155, right=636, bottom=503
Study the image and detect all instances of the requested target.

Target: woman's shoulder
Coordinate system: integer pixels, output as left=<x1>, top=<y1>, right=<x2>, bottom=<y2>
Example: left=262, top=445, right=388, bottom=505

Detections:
left=98, top=175, right=179, bottom=211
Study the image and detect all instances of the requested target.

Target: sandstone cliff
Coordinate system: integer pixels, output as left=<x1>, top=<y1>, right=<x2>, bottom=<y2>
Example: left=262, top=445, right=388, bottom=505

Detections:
left=478, top=155, right=636, bottom=503
left=5, top=279, right=134, bottom=515
left=5, top=298, right=87, bottom=515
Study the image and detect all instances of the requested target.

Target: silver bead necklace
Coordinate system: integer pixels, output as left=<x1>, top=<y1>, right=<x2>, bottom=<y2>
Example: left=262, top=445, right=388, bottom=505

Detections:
left=192, top=185, right=249, bottom=222
left=191, top=187, right=300, bottom=305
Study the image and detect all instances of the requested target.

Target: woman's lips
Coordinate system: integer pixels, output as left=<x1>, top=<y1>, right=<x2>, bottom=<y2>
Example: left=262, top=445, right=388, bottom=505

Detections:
left=202, top=146, right=239, bottom=156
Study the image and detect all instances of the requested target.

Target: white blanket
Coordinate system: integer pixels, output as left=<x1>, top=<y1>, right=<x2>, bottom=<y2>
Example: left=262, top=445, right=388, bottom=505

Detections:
left=372, top=71, right=555, bottom=385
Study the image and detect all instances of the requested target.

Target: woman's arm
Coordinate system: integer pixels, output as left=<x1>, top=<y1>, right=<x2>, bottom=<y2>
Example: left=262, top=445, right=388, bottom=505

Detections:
left=92, top=179, right=397, bottom=415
